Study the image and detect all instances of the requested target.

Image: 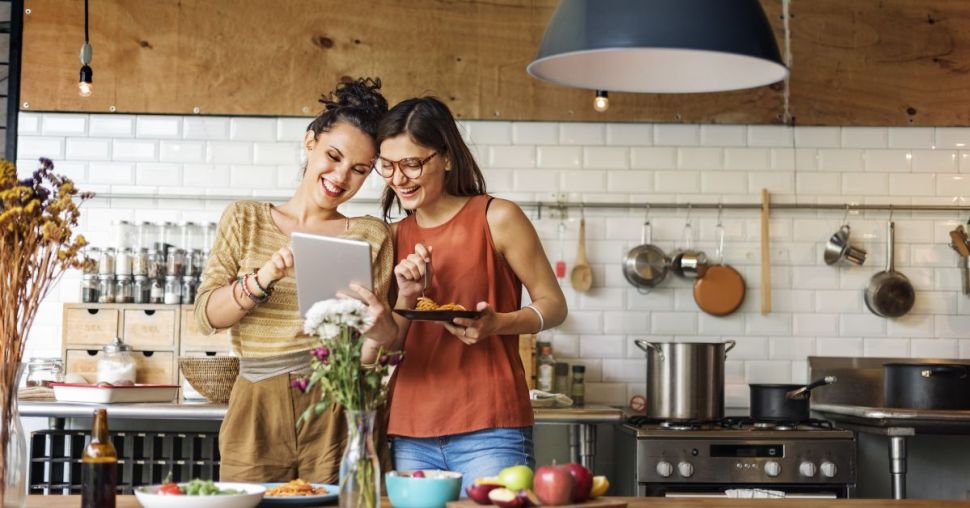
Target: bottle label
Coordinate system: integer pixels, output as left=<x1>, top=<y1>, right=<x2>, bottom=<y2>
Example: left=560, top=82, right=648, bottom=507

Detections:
left=538, top=364, right=554, bottom=392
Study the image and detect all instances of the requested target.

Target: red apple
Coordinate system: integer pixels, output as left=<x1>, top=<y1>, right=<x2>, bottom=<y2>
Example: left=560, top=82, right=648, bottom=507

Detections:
left=411, top=470, right=426, bottom=478
left=562, top=462, right=593, bottom=502
left=466, top=482, right=502, bottom=505
left=517, top=489, right=540, bottom=507
left=489, top=487, right=524, bottom=508
left=533, top=464, right=574, bottom=506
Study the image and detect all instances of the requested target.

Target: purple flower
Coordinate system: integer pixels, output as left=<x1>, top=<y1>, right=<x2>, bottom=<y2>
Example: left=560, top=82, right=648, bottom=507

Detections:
left=290, top=377, right=309, bottom=393
left=312, top=346, right=330, bottom=362
left=383, top=351, right=403, bottom=367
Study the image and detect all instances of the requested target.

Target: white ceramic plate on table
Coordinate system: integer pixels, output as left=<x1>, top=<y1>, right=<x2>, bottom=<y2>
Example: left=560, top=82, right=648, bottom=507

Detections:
left=134, top=483, right=265, bottom=508
left=50, top=383, right=179, bottom=403
left=258, top=483, right=338, bottom=506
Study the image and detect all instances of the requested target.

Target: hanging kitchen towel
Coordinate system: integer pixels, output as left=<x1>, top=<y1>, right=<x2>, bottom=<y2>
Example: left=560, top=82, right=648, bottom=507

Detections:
left=529, top=389, right=573, bottom=408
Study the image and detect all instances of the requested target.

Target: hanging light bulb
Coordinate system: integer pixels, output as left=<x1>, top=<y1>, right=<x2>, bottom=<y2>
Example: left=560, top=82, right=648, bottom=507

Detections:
left=593, top=90, right=609, bottom=112
left=78, top=0, right=92, bottom=97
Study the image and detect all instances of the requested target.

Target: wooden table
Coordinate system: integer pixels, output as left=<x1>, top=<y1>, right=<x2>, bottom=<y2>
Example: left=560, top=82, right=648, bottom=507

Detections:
left=25, top=496, right=970, bottom=507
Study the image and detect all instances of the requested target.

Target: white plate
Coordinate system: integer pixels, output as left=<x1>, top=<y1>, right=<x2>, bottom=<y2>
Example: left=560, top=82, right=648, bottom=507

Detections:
left=134, top=483, right=265, bottom=508
left=258, top=483, right=338, bottom=506
left=51, top=383, right=179, bottom=403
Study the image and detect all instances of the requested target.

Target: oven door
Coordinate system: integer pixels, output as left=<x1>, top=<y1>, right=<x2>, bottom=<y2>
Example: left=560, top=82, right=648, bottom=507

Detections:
left=640, top=484, right=849, bottom=498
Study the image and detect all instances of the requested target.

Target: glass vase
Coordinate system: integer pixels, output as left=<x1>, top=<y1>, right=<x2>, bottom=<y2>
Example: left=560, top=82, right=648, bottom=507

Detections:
left=4, top=365, right=27, bottom=508
left=339, top=410, right=380, bottom=508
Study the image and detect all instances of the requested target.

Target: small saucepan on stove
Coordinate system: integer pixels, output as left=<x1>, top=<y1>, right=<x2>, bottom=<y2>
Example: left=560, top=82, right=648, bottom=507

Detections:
left=749, top=376, right=837, bottom=422
left=884, top=363, right=970, bottom=410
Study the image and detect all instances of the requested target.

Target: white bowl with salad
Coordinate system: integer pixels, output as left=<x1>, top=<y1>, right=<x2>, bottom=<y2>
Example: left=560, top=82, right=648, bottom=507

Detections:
left=134, top=479, right=265, bottom=508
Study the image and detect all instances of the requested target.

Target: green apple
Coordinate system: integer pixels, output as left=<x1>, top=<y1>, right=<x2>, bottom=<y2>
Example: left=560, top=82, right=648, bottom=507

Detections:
left=498, top=465, right=534, bottom=491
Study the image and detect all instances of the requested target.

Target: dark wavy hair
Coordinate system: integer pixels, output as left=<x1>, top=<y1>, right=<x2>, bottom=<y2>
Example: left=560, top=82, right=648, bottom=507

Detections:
left=378, top=97, right=486, bottom=220
left=305, top=77, right=388, bottom=164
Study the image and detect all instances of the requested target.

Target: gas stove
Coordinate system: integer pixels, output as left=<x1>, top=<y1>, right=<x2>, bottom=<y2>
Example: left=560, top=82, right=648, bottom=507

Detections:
left=617, top=415, right=857, bottom=498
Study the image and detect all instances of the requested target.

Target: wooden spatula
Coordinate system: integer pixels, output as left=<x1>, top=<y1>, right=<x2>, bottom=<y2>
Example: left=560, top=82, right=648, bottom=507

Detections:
left=570, top=218, right=593, bottom=292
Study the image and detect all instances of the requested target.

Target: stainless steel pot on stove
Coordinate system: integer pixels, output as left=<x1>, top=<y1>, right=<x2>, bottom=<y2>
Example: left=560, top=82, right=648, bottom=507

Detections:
left=634, top=339, right=736, bottom=421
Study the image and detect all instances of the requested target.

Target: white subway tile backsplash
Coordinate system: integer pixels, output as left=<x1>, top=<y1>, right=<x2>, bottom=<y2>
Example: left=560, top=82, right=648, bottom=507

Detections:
left=19, top=136, right=64, bottom=158
left=112, top=139, right=157, bottom=161
left=698, top=313, right=745, bottom=336
left=678, top=147, right=722, bottom=170
left=18, top=113, right=40, bottom=135
left=651, top=312, right=697, bottom=335
left=654, top=124, right=699, bottom=146
left=601, top=359, right=644, bottom=381
left=770, top=337, right=816, bottom=360
left=793, top=313, right=841, bottom=336
left=795, top=127, right=841, bottom=148
left=817, top=337, right=864, bottom=357
left=561, top=170, right=605, bottom=192
left=792, top=267, right=841, bottom=290
left=65, top=138, right=110, bottom=160
left=560, top=123, right=605, bottom=145
left=843, top=173, right=889, bottom=195
left=136, top=116, right=181, bottom=138
left=584, top=147, right=628, bottom=169
left=277, top=118, right=310, bottom=141
left=912, top=149, right=958, bottom=172
left=745, top=361, right=792, bottom=383
left=87, top=162, right=134, bottom=185
left=489, top=146, right=536, bottom=168
left=888, top=128, right=934, bottom=149
left=701, top=125, right=746, bottom=147
left=537, top=146, right=581, bottom=169
left=607, top=170, right=654, bottom=193
left=815, top=290, right=862, bottom=313
left=135, top=163, right=180, bottom=186
left=183, top=164, right=230, bottom=188
left=253, top=142, right=299, bottom=165
left=910, top=338, right=958, bottom=358
left=795, top=173, right=841, bottom=195
left=229, top=165, right=276, bottom=188
left=229, top=118, right=276, bottom=141
left=467, top=121, right=511, bottom=145
left=655, top=171, right=700, bottom=193
left=513, top=122, right=558, bottom=145
left=745, top=314, right=792, bottom=335
left=747, top=126, right=792, bottom=147
left=701, top=171, right=747, bottom=194
left=159, top=141, right=205, bottom=163
left=724, top=148, right=771, bottom=170
left=551, top=334, right=580, bottom=358
left=865, top=150, right=912, bottom=172
left=728, top=337, right=768, bottom=360
left=603, top=311, right=649, bottom=334
left=841, top=314, right=887, bottom=337
left=890, top=173, right=935, bottom=196
left=42, top=114, right=87, bottom=135
left=89, top=115, right=135, bottom=138
left=560, top=311, right=604, bottom=334
left=206, top=141, right=254, bottom=164
left=887, top=313, right=935, bottom=337
left=842, top=127, right=888, bottom=148
left=935, top=128, right=970, bottom=149
left=580, top=335, right=627, bottom=359
left=818, top=149, right=864, bottom=172
left=183, top=117, right=230, bottom=140
left=606, top=124, right=653, bottom=146
left=936, top=174, right=970, bottom=197
left=864, top=338, right=910, bottom=357
left=584, top=383, right=627, bottom=406
left=935, top=315, right=970, bottom=339
left=630, top=147, right=677, bottom=169
left=748, top=172, right=794, bottom=194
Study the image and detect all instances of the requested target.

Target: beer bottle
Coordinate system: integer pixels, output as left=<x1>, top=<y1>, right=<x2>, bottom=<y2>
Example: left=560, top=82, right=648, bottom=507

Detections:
left=81, top=409, right=117, bottom=508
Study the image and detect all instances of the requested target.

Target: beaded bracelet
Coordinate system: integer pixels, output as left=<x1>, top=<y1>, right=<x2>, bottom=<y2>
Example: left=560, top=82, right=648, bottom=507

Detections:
left=229, top=279, right=250, bottom=312
left=239, top=273, right=270, bottom=304
left=250, top=270, right=274, bottom=296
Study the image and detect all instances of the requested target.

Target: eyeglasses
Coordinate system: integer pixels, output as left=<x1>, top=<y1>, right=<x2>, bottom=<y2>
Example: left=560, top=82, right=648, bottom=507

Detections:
left=374, top=152, right=437, bottom=179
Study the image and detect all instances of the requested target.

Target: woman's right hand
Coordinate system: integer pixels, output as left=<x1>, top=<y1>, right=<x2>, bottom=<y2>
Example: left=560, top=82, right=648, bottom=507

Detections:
left=394, top=243, right=431, bottom=304
left=257, top=245, right=295, bottom=285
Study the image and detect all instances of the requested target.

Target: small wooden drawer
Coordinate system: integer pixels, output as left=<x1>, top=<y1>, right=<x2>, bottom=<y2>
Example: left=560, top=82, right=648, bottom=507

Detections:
left=179, top=306, right=230, bottom=354
left=65, top=349, right=176, bottom=385
left=63, top=306, right=120, bottom=347
left=122, top=308, right=177, bottom=349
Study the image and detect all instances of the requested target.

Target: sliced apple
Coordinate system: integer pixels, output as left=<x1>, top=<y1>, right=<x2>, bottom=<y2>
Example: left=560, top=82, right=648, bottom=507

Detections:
left=590, top=475, right=609, bottom=498
left=466, top=482, right=502, bottom=505
left=518, top=489, right=540, bottom=507
left=489, top=487, right=524, bottom=508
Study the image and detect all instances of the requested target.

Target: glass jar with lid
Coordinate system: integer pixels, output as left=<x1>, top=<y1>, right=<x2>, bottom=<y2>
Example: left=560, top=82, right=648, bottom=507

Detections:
left=147, top=249, right=164, bottom=279
left=163, top=275, right=181, bottom=304
left=81, top=274, right=99, bottom=303
left=137, top=221, right=156, bottom=251
left=150, top=277, right=165, bottom=304
left=98, top=248, right=116, bottom=275
left=115, top=248, right=133, bottom=277
left=132, top=248, right=148, bottom=277
left=166, top=248, right=185, bottom=278
left=25, top=358, right=64, bottom=388
left=116, top=220, right=134, bottom=251
left=162, top=221, right=179, bottom=254
left=82, top=247, right=100, bottom=275
left=97, top=275, right=116, bottom=303
left=114, top=275, right=134, bottom=303
left=133, top=275, right=150, bottom=304
left=96, top=337, right=137, bottom=385
left=155, top=221, right=170, bottom=253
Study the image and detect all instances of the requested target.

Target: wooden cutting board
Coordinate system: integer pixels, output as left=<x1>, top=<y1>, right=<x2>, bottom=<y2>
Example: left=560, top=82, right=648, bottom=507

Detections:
left=448, top=499, right=626, bottom=508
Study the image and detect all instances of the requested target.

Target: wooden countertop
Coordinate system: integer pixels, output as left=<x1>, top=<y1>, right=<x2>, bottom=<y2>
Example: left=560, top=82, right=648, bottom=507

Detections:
left=25, top=496, right=970, bottom=507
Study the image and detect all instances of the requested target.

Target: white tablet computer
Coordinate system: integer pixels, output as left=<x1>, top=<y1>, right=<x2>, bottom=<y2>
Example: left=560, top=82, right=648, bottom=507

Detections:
left=291, top=232, right=372, bottom=316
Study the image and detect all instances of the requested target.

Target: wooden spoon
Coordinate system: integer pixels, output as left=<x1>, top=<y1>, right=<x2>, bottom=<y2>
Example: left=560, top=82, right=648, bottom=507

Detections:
left=570, top=218, right=593, bottom=292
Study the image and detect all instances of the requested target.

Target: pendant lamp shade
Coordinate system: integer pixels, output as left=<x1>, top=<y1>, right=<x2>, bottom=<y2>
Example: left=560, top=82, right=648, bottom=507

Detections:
left=527, top=0, right=789, bottom=93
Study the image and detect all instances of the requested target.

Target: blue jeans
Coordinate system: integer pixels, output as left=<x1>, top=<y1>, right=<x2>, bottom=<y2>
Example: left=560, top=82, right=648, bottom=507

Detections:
left=392, top=427, right=535, bottom=494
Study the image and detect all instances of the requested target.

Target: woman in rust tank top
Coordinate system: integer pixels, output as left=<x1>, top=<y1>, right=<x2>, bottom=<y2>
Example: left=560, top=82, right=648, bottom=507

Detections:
left=369, top=97, right=567, bottom=492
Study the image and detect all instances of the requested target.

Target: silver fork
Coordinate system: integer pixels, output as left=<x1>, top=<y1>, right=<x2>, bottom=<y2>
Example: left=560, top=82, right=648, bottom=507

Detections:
left=422, top=251, right=432, bottom=297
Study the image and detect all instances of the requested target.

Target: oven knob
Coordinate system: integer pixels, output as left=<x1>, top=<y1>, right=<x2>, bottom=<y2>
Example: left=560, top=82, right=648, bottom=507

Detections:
left=799, top=461, right=818, bottom=478
left=656, top=461, right=674, bottom=478
left=677, top=461, right=694, bottom=478
left=764, top=461, right=781, bottom=477
left=821, top=461, right=838, bottom=478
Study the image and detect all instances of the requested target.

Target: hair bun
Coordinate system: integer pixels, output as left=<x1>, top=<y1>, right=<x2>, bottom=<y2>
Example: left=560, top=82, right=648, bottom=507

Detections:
left=320, top=77, right=389, bottom=117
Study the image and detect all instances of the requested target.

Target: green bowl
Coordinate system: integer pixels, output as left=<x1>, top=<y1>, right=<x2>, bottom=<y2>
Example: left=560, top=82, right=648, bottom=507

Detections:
left=385, top=470, right=462, bottom=508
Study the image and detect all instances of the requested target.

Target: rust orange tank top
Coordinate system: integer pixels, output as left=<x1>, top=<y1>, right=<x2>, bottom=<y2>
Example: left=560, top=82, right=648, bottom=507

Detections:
left=388, top=195, right=534, bottom=437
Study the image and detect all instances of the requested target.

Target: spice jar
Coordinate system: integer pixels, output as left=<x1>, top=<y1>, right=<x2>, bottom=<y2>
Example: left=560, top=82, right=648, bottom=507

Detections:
left=146, top=249, right=163, bottom=279
left=132, top=248, right=148, bottom=277
left=83, top=247, right=101, bottom=275
left=181, top=276, right=197, bottom=304
left=98, top=248, right=116, bottom=275
left=81, top=274, right=99, bottom=303
left=137, top=221, right=155, bottom=251
left=166, top=248, right=185, bottom=278
left=163, top=275, right=181, bottom=304
left=114, top=275, right=134, bottom=303
left=97, top=275, right=116, bottom=303
left=115, top=248, right=133, bottom=277
left=133, top=276, right=150, bottom=304
left=96, top=337, right=136, bottom=385
left=570, top=365, right=586, bottom=406
left=25, top=358, right=64, bottom=388
left=150, top=278, right=165, bottom=304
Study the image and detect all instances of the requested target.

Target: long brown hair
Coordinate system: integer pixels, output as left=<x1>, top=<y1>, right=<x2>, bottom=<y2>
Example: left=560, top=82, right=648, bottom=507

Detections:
left=378, top=97, right=486, bottom=220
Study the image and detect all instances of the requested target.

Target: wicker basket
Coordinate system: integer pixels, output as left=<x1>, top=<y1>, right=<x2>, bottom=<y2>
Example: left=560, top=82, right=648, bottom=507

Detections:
left=178, top=356, right=239, bottom=403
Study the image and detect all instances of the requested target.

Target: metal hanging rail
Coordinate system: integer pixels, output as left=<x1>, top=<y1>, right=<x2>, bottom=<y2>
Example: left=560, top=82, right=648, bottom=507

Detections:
left=91, top=192, right=970, bottom=215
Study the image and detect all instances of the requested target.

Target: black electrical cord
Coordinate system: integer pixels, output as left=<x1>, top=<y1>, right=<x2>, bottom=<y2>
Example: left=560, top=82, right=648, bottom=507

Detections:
left=84, top=0, right=89, bottom=42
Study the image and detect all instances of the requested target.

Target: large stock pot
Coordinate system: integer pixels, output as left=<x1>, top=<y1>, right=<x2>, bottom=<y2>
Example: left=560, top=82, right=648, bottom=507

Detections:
left=634, top=339, right=736, bottom=421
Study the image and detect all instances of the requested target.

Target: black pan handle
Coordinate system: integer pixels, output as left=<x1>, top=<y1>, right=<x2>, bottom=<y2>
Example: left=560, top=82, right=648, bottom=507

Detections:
left=920, top=365, right=969, bottom=379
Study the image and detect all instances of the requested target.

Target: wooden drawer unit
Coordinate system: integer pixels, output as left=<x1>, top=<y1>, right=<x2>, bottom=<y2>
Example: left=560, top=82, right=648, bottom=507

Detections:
left=121, top=306, right=178, bottom=349
left=179, top=306, right=230, bottom=354
left=62, top=305, right=120, bottom=347
left=65, top=349, right=176, bottom=385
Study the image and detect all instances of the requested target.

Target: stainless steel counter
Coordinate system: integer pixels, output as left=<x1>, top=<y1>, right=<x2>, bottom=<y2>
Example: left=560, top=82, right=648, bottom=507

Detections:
left=814, top=403, right=970, bottom=433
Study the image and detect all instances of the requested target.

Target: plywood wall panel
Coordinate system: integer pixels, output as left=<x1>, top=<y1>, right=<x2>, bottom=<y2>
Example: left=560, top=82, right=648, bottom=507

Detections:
left=19, top=0, right=970, bottom=125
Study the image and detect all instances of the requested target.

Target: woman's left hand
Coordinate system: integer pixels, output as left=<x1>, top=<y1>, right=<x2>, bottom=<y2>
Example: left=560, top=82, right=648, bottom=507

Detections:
left=444, top=302, right=499, bottom=346
left=344, top=283, right=397, bottom=347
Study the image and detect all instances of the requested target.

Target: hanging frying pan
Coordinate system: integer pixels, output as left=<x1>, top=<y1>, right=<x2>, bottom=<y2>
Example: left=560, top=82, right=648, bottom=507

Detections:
left=693, top=220, right=745, bottom=316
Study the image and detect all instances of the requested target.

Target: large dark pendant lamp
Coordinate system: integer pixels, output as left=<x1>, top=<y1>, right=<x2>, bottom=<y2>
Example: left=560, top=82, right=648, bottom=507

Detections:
left=527, top=0, right=789, bottom=93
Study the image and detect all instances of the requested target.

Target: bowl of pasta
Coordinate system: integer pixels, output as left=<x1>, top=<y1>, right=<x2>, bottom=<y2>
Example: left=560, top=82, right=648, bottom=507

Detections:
left=258, top=479, right=338, bottom=507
